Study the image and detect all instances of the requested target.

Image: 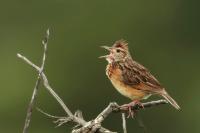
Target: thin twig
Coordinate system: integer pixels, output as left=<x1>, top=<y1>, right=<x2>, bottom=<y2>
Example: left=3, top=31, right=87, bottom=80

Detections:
left=122, top=113, right=127, bottom=133
left=37, top=108, right=76, bottom=128
left=17, top=53, right=86, bottom=125
left=41, top=28, right=49, bottom=71
left=22, top=29, right=49, bottom=133
left=36, top=107, right=63, bottom=119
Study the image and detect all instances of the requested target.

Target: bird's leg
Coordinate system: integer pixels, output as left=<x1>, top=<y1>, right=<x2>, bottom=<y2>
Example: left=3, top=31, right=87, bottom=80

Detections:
left=120, top=100, right=144, bottom=118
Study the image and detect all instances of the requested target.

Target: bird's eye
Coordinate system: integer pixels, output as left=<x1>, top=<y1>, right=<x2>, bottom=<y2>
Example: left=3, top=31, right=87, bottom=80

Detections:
left=116, top=49, right=120, bottom=53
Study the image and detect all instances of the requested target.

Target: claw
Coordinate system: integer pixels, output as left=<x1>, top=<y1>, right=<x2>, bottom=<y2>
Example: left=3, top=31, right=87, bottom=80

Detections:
left=120, top=100, right=143, bottom=118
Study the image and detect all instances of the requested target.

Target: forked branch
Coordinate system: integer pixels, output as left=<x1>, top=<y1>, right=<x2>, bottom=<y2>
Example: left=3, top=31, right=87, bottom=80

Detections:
left=22, top=29, right=49, bottom=133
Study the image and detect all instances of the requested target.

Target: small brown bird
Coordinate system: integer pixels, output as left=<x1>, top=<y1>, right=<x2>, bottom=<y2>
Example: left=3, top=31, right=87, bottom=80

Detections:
left=100, top=40, right=180, bottom=115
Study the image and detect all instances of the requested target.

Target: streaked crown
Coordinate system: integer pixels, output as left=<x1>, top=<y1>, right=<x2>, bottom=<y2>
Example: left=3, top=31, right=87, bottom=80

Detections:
left=112, top=39, right=128, bottom=51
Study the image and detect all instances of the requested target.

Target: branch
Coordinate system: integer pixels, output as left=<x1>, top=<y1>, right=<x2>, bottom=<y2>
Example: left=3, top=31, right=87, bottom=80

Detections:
left=72, top=100, right=167, bottom=133
left=18, top=51, right=91, bottom=124
left=22, top=29, right=49, bottom=133
left=122, top=113, right=127, bottom=133
left=92, top=100, right=168, bottom=124
left=18, top=29, right=114, bottom=133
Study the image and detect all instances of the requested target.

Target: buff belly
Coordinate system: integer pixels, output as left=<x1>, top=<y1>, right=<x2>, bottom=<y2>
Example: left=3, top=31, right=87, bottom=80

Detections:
left=110, top=78, right=148, bottom=100
left=108, top=67, right=149, bottom=100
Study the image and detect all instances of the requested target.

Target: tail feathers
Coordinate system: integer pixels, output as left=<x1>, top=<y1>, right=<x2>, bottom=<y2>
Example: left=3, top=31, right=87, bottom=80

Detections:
left=161, top=92, right=180, bottom=110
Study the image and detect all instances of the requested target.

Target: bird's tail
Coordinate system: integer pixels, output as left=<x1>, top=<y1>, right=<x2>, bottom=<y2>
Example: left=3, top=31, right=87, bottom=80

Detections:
left=160, top=90, right=180, bottom=110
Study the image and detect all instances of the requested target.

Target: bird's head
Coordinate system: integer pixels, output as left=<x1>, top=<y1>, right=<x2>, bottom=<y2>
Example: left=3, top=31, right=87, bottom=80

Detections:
left=99, top=39, right=130, bottom=63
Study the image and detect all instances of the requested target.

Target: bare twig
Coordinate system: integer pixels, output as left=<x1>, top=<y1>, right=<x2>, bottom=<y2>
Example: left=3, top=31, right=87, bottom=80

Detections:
left=122, top=113, right=127, bottom=133
left=22, top=29, right=49, bottom=133
left=36, top=107, right=64, bottom=119
left=36, top=108, right=76, bottom=128
left=17, top=53, right=86, bottom=125
left=18, top=29, right=113, bottom=133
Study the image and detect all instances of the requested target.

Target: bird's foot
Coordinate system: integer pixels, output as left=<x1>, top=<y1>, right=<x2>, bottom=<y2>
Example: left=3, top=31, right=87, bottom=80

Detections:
left=120, top=100, right=144, bottom=118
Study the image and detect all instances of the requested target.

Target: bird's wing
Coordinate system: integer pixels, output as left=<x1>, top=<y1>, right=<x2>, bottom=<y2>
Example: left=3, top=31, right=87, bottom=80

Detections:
left=121, top=59, right=163, bottom=92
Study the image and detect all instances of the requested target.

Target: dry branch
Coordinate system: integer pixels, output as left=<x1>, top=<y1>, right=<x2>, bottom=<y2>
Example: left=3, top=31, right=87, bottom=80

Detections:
left=19, top=29, right=168, bottom=133
left=22, top=29, right=49, bottom=133
left=122, top=113, right=127, bottom=133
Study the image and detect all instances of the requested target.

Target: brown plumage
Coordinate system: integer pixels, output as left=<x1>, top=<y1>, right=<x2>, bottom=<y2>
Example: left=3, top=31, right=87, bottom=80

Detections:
left=100, top=40, right=180, bottom=110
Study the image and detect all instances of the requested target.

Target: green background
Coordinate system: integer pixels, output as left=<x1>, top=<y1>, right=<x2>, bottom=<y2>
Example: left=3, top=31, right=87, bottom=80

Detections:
left=0, top=0, right=199, bottom=132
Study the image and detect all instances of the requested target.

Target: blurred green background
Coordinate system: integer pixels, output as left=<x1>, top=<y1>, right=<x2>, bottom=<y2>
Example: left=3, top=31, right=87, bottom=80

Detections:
left=0, top=0, right=199, bottom=132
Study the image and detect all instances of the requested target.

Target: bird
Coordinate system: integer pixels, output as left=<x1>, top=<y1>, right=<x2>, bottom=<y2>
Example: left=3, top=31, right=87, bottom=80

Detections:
left=99, top=39, right=180, bottom=116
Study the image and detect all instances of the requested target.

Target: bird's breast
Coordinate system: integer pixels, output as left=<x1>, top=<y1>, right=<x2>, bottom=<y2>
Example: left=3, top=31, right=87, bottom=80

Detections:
left=106, top=64, right=146, bottom=100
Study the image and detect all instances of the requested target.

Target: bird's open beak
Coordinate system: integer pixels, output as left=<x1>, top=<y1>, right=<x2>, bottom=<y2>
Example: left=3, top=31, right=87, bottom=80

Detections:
left=99, top=55, right=109, bottom=59
left=100, top=45, right=112, bottom=51
left=99, top=46, right=111, bottom=59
